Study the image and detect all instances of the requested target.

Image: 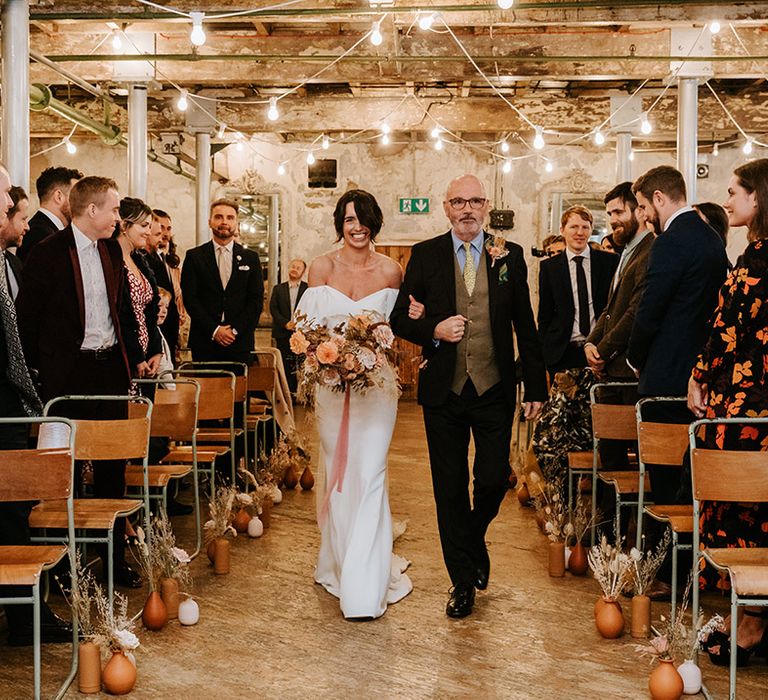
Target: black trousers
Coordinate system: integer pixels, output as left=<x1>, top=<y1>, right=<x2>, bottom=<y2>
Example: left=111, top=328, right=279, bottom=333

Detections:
left=422, top=380, right=513, bottom=587
left=548, top=341, right=588, bottom=374
left=275, top=336, right=298, bottom=395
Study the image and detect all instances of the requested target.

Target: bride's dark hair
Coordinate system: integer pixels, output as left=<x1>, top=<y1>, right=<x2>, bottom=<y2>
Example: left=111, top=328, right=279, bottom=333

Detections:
left=333, top=189, right=383, bottom=242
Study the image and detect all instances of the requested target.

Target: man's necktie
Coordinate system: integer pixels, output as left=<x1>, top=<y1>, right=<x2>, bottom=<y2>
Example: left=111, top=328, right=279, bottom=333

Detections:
left=463, top=242, right=476, bottom=295
left=217, top=246, right=231, bottom=289
left=573, top=255, right=591, bottom=337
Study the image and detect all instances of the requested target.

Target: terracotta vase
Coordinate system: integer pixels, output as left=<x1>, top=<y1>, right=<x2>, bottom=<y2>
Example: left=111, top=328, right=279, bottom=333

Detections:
left=102, top=651, right=137, bottom=695
left=206, top=540, right=216, bottom=563
left=283, top=465, right=299, bottom=490
left=631, top=594, right=652, bottom=638
left=568, top=541, right=588, bottom=575
left=594, top=597, right=625, bottom=639
left=300, top=466, right=315, bottom=491
left=261, top=497, right=273, bottom=528
left=516, top=483, right=531, bottom=506
left=178, top=597, right=200, bottom=626
left=649, top=658, right=684, bottom=700
left=548, top=541, right=566, bottom=577
left=247, top=516, right=264, bottom=538
left=676, top=660, right=702, bottom=695
left=78, top=640, right=102, bottom=694
left=213, top=537, right=230, bottom=575
left=160, top=577, right=180, bottom=620
left=232, top=508, right=250, bottom=533
left=142, top=590, right=167, bottom=631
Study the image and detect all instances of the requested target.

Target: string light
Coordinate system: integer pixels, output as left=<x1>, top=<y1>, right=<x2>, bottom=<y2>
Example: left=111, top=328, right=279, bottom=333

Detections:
left=709, top=20, right=721, bottom=34
left=434, top=138, right=443, bottom=151
left=217, top=123, right=226, bottom=139
left=430, top=125, right=441, bottom=140
left=498, top=0, right=515, bottom=8
left=533, top=127, right=545, bottom=150
left=712, top=142, right=719, bottom=157
left=267, top=97, right=280, bottom=122
left=111, top=29, right=123, bottom=51
left=418, top=13, right=435, bottom=31
left=381, top=132, right=390, bottom=145
left=545, top=160, right=554, bottom=172
left=307, top=151, right=316, bottom=165
left=380, top=122, right=391, bottom=134
left=190, top=12, right=206, bottom=47
left=64, top=137, right=77, bottom=155
left=502, top=159, right=511, bottom=173
left=593, top=129, right=606, bottom=146
left=176, top=89, right=188, bottom=112
left=370, top=21, right=383, bottom=46
left=743, top=138, right=754, bottom=155
left=640, top=113, right=653, bottom=135
left=277, top=162, right=286, bottom=176
left=322, top=134, right=330, bottom=150
left=500, top=140, right=510, bottom=153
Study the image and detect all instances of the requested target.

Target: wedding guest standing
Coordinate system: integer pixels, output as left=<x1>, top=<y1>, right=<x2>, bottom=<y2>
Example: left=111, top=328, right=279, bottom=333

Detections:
left=270, top=258, right=307, bottom=393
left=0, top=186, right=29, bottom=299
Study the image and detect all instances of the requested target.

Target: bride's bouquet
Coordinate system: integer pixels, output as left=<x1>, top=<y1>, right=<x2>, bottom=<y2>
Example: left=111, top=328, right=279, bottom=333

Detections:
left=290, top=310, right=398, bottom=403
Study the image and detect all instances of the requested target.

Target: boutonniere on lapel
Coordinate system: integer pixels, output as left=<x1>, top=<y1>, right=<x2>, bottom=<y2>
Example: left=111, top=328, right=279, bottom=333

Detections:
left=485, top=234, right=509, bottom=283
left=236, top=254, right=250, bottom=271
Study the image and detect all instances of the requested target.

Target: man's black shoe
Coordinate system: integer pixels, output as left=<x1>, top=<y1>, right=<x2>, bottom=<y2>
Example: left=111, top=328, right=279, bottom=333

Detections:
left=446, top=584, right=475, bottom=618
left=7, top=615, right=73, bottom=647
left=474, top=567, right=489, bottom=591
left=114, top=563, right=143, bottom=589
left=475, top=543, right=490, bottom=590
left=166, top=499, right=193, bottom=516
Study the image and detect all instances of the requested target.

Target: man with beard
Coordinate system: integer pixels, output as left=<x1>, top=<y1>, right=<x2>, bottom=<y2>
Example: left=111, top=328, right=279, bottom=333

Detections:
left=181, top=198, right=263, bottom=365
left=0, top=187, right=30, bottom=299
left=584, top=182, right=654, bottom=468
left=145, top=211, right=180, bottom=364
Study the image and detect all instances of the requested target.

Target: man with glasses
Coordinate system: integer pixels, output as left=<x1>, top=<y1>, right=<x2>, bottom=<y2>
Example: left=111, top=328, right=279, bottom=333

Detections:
left=391, top=174, right=546, bottom=619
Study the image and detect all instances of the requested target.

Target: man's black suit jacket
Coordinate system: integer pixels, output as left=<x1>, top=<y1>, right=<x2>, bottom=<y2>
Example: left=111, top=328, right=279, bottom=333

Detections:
left=390, top=231, right=547, bottom=409
left=537, top=248, right=619, bottom=369
left=180, top=240, right=264, bottom=364
left=270, top=280, right=307, bottom=340
left=17, top=210, right=59, bottom=262
left=146, top=250, right=180, bottom=355
left=4, top=250, right=22, bottom=299
left=628, top=210, right=729, bottom=396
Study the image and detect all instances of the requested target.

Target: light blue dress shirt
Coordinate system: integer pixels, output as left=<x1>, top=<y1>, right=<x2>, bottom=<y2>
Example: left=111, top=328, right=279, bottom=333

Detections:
left=451, top=229, right=484, bottom=272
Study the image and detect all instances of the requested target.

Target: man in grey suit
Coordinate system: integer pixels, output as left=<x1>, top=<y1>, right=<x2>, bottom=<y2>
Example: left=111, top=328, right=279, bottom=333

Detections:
left=269, top=258, right=307, bottom=394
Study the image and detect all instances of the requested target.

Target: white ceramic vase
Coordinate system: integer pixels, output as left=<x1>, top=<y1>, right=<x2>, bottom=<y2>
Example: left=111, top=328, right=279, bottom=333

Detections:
left=564, top=545, right=572, bottom=569
left=271, top=485, right=283, bottom=504
left=247, top=516, right=264, bottom=538
left=677, top=660, right=702, bottom=695
left=178, top=597, right=200, bottom=626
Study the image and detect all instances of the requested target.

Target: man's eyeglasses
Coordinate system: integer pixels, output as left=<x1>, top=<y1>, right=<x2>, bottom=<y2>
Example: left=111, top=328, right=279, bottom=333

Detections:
left=447, top=197, right=487, bottom=210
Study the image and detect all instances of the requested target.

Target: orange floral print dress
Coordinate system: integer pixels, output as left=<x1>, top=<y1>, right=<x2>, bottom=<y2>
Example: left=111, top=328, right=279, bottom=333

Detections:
left=691, top=239, right=768, bottom=591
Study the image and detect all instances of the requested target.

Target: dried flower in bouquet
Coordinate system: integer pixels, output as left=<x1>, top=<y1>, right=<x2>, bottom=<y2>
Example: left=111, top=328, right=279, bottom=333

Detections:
left=203, top=485, right=238, bottom=544
left=93, top=589, right=140, bottom=654
left=131, top=526, right=159, bottom=592
left=630, top=529, right=672, bottom=596
left=588, top=535, right=634, bottom=601
left=56, top=551, right=99, bottom=640
left=238, top=465, right=273, bottom=515
left=151, top=511, right=192, bottom=591
left=570, top=488, right=601, bottom=545
left=530, top=474, right=572, bottom=542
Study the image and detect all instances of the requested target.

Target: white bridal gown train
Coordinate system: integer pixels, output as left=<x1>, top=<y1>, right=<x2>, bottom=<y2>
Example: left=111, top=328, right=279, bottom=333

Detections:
left=296, top=285, right=412, bottom=619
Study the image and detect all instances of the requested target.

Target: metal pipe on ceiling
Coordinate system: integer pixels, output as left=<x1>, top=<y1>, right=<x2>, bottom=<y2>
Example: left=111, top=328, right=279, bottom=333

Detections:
left=30, top=50, right=115, bottom=103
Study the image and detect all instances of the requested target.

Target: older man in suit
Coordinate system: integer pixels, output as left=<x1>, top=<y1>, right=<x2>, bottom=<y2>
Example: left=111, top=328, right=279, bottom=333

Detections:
left=16, top=176, right=142, bottom=588
left=17, top=165, right=82, bottom=262
left=391, top=174, right=547, bottom=618
left=537, top=205, right=618, bottom=373
left=269, top=258, right=307, bottom=393
left=181, top=198, right=263, bottom=366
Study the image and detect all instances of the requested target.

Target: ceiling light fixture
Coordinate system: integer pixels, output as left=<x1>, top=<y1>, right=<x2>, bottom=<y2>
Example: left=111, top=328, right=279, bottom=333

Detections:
left=502, top=159, right=512, bottom=173
left=712, top=143, right=719, bottom=157
left=498, top=0, right=515, bottom=8
left=743, top=138, right=753, bottom=155
left=640, top=113, right=653, bottom=135
left=267, top=97, right=280, bottom=122
left=176, top=89, right=189, bottom=111
left=64, top=137, right=77, bottom=155
left=322, top=134, right=330, bottom=150
left=593, top=129, right=606, bottom=146
left=307, top=151, right=316, bottom=165
left=500, top=140, right=510, bottom=153
left=533, top=126, right=545, bottom=150
left=190, top=12, right=206, bottom=47
left=709, top=20, right=722, bottom=34
left=418, top=12, right=435, bottom=31
left=430, top=125, right=441, bottom=140
left=370, top=21, right=383, bottom=46
left=111, top=29, right=123, bottom=51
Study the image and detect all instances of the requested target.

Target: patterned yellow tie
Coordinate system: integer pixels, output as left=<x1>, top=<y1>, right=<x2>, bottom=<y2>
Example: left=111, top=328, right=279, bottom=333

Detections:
left=463, top=241, right=476, bottom=295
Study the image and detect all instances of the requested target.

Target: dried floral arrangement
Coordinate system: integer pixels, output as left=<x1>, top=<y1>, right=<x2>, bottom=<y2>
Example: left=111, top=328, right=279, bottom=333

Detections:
left=530, top=473, right=572, bottom=542
left=150, top=511, right=192, bottom=590
left=588, top=534, right=634, bottom=601
left=290, top=310, right=398, bottom=404
left=570, top=488, right=601, bottom=545
left=56, top=552, right=98, bottom=641
left=630, top=530, right=672, bottom=597
left=203, top=485, right=238, bottom=543
left=237, top=465, right=273, bottom=515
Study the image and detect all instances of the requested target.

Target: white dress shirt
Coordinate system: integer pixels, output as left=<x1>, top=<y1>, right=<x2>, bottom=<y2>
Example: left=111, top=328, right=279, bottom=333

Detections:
left=39, top=207, right=65, bottom=231
left=289, top=282, right=301, bottom=312
left=565, top=246, right=595, bottom=342
left=73, top=224, right=117, bottom=350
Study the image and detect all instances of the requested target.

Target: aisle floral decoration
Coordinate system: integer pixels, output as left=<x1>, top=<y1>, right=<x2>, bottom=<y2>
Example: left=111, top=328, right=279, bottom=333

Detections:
left=630, top=530, right=672, bottom=597
left=588, top=534, right=634, bottom=601
left=151, top=512, right=192, bottom=591
left=204, top=485, right=238, bottom=544
left=530, top=474, right=571, bottom=542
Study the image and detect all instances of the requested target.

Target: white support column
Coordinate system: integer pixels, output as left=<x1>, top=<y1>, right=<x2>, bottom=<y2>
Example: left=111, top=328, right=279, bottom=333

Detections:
left=195, top=132, right=211, bottom=245
left=615, top=132, right=633, bottom=183
left=268, top=194, right=279, bottom=290
left=1, top=0, right=30, bottom=189
left=677, top=77, right=699, bottom=202
left=127, top=84, right=148, bottom=199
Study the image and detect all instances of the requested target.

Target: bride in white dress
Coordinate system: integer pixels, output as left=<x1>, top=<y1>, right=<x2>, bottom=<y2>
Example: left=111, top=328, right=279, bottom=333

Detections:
left=295, top=189, right=413, bottom=619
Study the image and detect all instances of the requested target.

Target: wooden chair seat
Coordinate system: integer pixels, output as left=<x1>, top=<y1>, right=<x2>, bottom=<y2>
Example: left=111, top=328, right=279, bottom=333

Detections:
left=0, top=545, right=67, bottom=585
left=196, top=428, right=245, bottom=442
left=567, top=451, right=594, bottom=470
left=704, top=548, right=768, bottom=596
left=125, top=464, right=192, bottom=488
left=644, top=504, right=693, bottom=533
left=246, top=414, right=272, bottom=426
left=597, top=470, right=650, bottom=495
left=29, top=499, right=143, bottom=530
left=161, top=447, right=228, bottom=463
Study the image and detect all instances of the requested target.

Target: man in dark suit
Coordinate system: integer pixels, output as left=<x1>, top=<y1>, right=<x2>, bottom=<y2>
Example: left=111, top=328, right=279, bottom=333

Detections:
left=270, top=258, right=307, bottom=393
left=391, top=174, right=547, bottom=618
left=181, top=198, right=264, bottom=366
left=537, top=205, right=619, bottom=373
left=145, top=210, right=180, bottom=364
left=16, top=176, right=142, bottom=588
left=17, top=165, right=82, bottom=262
left=0, top=186, right=29, bottom=300
left=0, top=162, right=72, bottom=646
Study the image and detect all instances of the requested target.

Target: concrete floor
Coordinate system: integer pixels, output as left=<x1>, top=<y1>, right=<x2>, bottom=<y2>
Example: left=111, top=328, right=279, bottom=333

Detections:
left=1, top=400, right=766, bottom=699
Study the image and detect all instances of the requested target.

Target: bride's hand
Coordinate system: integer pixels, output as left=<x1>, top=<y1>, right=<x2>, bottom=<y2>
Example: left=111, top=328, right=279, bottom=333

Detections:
left=408, top=294, right=426, bottom=320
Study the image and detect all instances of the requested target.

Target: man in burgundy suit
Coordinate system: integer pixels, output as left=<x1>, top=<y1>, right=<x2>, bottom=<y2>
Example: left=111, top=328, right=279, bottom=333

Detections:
left=16, top=176, right=143, bottom=587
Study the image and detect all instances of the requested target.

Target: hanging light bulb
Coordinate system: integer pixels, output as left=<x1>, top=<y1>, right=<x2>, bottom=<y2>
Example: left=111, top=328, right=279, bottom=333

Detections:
left=321, top=134, right=330, bottom=150
left=593, top=129, right=606, bottom=146
left=111, top=29, right=123, bottom=51
left=709, top=20, right=721, bottom=34
left=533, top=126, right=545, bottom=150
left=267, top=97, right=280, bottom=122
left=64, top=137, right=77, bottom=155
left=712, top=142, right=719, bottom=157
left=307, top=151, right=316, bottom=165
left=217, top=123, right=226, bottom=139
left=418, top=12, right=435, bottom=31
left=176, top=89, right=189, bottom=112
left=545, top=160, right=554, bottom=173
left=500, top=140, right=510, bottom=153
left=498, top=0, right=515, bottom=8
left=190, top=12, right=206, bottom=47
left=743, top=138, right=754, bottom=155
left=277, top=162, right=286, bottom=176
left=640, top=113, right=653, bottom=135
left=502, top=159, right=512, bottom=174
left=370, top=21, right=383, bottom=46
left=434, top=138, right=443, bottom=151
left=381, top=132, right=390, bottom=145
left=380, top=122, right=391, bottom=135
left=430, top=125, right=441, bottom=140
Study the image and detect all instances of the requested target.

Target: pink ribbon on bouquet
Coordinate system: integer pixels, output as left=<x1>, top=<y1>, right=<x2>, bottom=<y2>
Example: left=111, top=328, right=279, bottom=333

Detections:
left=319, top=385, right=351, bottom=526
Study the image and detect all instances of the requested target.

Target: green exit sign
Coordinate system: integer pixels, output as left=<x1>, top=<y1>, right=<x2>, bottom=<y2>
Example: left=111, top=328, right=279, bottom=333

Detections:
left=399, top=197, right=430, bottom=214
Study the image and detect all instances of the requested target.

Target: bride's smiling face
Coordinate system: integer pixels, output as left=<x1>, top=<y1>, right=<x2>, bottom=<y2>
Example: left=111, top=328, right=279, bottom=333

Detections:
left=341, top=202, right=371, bottom=249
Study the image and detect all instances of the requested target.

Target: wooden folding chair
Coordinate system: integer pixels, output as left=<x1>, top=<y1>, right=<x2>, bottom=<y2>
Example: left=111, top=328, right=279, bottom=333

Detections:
left=0, top=416, right=78, bottom=700
left=30, top=396, right=151, bottom=609
left=127, top=378, right=203, bottom=558
left=634, top=397, right=691, bottom=619
left=690, top=417, right=768, bottom=700
left=246, top=365, right=277, bottom=468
